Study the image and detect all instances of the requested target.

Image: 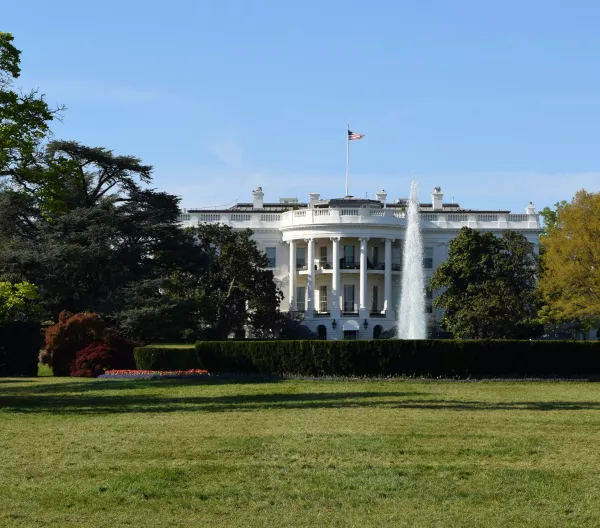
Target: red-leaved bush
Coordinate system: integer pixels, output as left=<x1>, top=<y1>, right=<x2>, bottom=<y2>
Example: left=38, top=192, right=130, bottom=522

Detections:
left=71, top=342, right=114, bottom=377
left=41, top=311, right=138, bottom=377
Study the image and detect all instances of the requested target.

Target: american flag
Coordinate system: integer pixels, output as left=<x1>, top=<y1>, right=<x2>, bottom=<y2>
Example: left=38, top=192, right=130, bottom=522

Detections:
left=348, top=129, right=364, bottom=141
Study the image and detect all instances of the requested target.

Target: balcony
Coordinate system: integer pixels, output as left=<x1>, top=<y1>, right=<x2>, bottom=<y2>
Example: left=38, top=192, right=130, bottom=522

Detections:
left=367, top=261, right=385, bottom=271
left=340, top=259, right=359, bottom=270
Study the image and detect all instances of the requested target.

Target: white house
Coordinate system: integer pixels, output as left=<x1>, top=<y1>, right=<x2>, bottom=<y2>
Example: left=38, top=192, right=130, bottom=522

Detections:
left=179, top=187, right=542, bottom=340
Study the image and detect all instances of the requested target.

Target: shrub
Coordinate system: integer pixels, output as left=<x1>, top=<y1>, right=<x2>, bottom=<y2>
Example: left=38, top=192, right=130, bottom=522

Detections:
left=133, top=340, right=600, bottom=378
left=42, top=311, right=137, bottom=376
left=72, top=342, right=115, bottom=377
left=192, top=339, right=600, bottom=378
left=42, top=311, right=106, bottom=376
left=0, top=321, right=41, bottom=376
left=134, top=346, right=203, bottom=371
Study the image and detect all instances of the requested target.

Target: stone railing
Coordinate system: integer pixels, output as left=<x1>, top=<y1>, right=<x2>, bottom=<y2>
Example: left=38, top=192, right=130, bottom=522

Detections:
left=177, top=209, right=540, bottom=230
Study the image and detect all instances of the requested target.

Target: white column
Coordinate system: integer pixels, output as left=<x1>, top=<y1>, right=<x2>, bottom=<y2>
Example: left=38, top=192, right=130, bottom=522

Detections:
left=384, top=238, right=392, bottom=316
left=288, top=240, right=296, bottom=312
left=331, top=236, right=341, bottom=318
left=306, top=238, right=315, bottom=315
left=359, top=237, right=369, bottom=315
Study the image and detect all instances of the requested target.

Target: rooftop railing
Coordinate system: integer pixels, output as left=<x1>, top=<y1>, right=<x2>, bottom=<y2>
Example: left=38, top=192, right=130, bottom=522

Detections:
left=177, top=208, right=540, bottom=229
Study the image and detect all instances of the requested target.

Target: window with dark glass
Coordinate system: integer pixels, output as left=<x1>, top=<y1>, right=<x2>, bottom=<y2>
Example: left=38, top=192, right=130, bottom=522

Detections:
left=344, top=245, right=355, bottom=265
left=372, top=246, right=379, bottom=266
left=265, top=247, right=276, bottom=268
left=296, top=247, right=306, bottom=268
left=423, top=247, right=433, bottom=269
left=343, top=284, right=355, bottom=312
left=296, top=286, right=306, bottom=311
left=320, top=246, right=328, bottom=267
left=371, top=285, right=379, bottom=312
left=392, top=246, right=402, bottom=270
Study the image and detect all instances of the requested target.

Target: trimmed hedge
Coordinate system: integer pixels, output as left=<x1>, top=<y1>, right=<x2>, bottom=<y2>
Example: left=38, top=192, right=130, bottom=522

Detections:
left=133, top=340, right=600, bottom=378
left=196, top=339, right=600, bottom=378
left=0, top=322, right=42, bottom=377
left=134, top=346, right=203, bottom=371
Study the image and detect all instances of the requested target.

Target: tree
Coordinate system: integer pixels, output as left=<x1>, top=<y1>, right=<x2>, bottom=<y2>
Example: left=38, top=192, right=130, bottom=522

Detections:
left=430, top=227, right=541, bottom=339
left=0, top=280, right=42, bottom=323
left=538, top=190, right=600, bottom=327
left=190, top=224, right=283, bottom=339
left=0, top=32, right=59, bottom=178
left=0, top=34, right=284, bottom=343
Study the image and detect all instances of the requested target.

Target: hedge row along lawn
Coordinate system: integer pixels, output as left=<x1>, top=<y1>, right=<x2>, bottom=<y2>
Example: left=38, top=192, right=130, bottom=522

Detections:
left=135, top=339, right=600, bottom=378
left=1, top=377, right=600, bottom=527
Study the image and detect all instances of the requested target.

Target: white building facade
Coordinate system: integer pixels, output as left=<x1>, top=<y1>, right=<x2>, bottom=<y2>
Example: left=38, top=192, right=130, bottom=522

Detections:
left=179, top=187, right=542, bottom=340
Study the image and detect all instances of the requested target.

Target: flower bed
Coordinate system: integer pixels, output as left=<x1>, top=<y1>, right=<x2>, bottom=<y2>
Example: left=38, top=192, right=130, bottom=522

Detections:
left=98, top=369, right=209, bottom=380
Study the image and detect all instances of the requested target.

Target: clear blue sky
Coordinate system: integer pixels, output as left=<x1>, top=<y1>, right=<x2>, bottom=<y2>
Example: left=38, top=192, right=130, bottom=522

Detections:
left=4, top=0, right=600, bottom=213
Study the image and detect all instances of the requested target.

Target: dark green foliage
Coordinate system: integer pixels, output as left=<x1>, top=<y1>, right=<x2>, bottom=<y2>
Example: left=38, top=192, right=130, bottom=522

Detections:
left=430, top=227, right=541, bottom=339
left=0, top=32, right=60, bottom=178
left=125, top=339, right=600, bottom=378
left=0, top=321, right=41, bottom=376
left=191, top=224, right=283, bottom=339
left=0, top=35, right=284, bottom=344
left=134, top=346, right=203, bottom=371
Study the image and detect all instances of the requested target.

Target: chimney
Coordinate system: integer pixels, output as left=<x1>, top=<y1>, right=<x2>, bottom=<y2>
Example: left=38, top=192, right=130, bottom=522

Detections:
left=432, top=186, right=443, bottom=210
left=526, top=201, right=536, bottom=215
left=252, top=186, right=264, bottom=209
left=375, top=189, right=387, bottom=206
left=309, top=192, right=320, bottom=208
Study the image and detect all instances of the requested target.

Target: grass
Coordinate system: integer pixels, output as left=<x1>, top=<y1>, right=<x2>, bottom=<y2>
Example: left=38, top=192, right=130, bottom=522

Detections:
left=1, top=377, right=599, bottom=527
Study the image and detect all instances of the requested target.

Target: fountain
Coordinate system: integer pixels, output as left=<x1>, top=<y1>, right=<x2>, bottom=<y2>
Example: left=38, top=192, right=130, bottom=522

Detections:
left=398, top=180, right=426, bottom=339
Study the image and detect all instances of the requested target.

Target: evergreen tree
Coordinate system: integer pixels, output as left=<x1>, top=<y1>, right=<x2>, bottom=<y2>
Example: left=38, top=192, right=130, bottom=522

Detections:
left=430, top=227, right=541, bottom=338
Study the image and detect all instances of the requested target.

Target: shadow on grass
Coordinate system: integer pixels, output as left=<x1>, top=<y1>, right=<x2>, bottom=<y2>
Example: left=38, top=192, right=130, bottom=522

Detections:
left=1, top=382, right=599, bottom=414
left=0, top=376, right=286, bottom=396
left=0, top=379, right=40, bottom=384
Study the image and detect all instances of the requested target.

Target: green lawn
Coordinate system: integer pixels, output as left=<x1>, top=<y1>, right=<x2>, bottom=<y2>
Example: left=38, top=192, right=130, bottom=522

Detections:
left=1, top=377, right=599, bottom=527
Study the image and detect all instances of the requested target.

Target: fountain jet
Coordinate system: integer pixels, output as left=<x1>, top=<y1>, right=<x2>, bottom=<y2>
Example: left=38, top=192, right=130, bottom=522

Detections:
left=398, top=180, right=426, bottom=339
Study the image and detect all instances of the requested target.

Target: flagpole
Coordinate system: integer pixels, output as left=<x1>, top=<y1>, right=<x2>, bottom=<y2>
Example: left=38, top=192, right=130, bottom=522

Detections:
left=345, top=124, right=349, bottom=197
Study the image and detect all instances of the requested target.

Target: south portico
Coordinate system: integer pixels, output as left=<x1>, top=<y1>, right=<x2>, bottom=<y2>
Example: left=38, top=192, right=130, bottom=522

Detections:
left=282, top=228, right=402, bottom=339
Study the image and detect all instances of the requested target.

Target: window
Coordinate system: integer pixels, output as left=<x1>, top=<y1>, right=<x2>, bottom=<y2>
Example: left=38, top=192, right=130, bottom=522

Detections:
left=423, top=247, right=433, bottom=269
left=344, top=245, right=355, bottom=265
left=392, top=246, right=402, bottom=270
left=296, top=286, right=306, bottom=312
left=317, top=325, right=327, bottom=340
left=425, top=287, right=433, bottom=313
left=319, top=285, right=328, bottom=312
left=343, top=284, right=355, bottom=312
left=265, top=247, right=276, bottom=268
left=372, top=246, right=379, bottom=266
left=320, top=246, right=327, bottom=264
left=371, top=285, right=378, bottom=312
left=296, top=247, right=306, bottom=268
left=392, top=281, right=400, bottom=309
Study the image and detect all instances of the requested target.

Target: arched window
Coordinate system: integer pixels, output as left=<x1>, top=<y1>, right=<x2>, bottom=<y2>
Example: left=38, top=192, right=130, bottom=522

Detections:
left=373, top=325, right=383, bottom=339
left=317, top=325, right=327, bottom=340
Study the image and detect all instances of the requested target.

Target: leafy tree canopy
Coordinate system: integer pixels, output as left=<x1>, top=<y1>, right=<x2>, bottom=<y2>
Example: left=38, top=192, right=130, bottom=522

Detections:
left=0, top=32, right=60, bottom=179
left=0, top=280, right=42, bottom=323
left=189, top=224, right=283, bottom=339
left=430, top=227, right=541, bottom=339
left=538, top=190, right=600, bottom=327
left=0, top=33, right=284, bottom=343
